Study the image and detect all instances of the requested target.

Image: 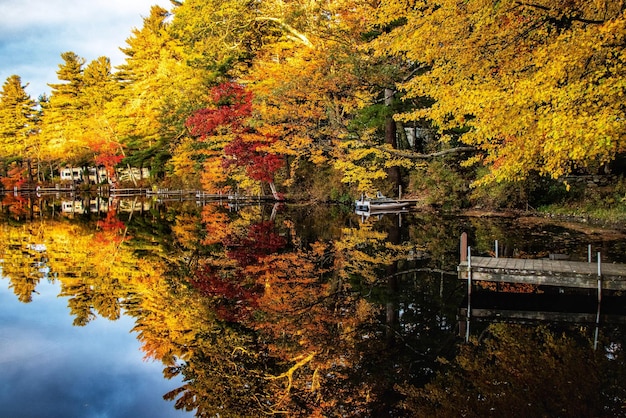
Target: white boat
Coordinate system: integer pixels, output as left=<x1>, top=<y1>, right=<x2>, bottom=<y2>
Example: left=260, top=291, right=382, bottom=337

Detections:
left=355, top=192, right=409, bottom=212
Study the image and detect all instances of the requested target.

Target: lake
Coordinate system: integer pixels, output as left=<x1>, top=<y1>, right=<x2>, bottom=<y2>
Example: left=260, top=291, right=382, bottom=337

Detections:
left=1, top=193, right=626, bottom=417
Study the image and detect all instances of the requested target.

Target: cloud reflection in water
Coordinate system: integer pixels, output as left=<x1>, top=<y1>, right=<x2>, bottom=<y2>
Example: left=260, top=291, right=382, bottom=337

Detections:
left=0, top=279, right=189, bottom=418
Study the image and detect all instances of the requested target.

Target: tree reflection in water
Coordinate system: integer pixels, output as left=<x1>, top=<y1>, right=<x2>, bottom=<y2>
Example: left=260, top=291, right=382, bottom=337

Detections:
left=399, top=323, right=626, bottom=418
left=1, top=195, right=625, bottom=416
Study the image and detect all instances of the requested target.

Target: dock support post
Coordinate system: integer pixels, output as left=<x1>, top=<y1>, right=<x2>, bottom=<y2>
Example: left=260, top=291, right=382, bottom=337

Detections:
left=596, top=252, right=602, bottom=307
left=495, top=240, right=499, bottom=258
left=588, top=244, right=592, bottom=263
left=466, top=246, right=472, bottom=342
left=460, top=232, right=468, bottom=262
left=595, top=251, right=602, bottom=350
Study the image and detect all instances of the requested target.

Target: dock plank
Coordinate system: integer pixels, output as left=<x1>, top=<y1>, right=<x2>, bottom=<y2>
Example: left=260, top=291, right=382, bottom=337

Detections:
left=477, top=257, right=490, bottom=268
left=459, top=255, right=626, bottom=290
left=490, top=257, right=505, bottom=270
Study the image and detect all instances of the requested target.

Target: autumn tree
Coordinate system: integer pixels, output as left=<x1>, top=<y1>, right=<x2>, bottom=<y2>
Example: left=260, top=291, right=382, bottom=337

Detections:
left=0, top=222, right=48, bottom=302
left=244, top=0, right=417, bottom=195
left=114, top=5, right=208, bottom=182
left=38, top=52, right=134, bottom=182
left=186, top=82, right=285, bottom=198
left=375, top=0, right=626, bottom=185
left=167, top=0, right=277, bottom=79
left=39, top=51, right=92, bottom=167
left=80, top=56, right=126, bottom=180
left=180, top=203, right=421, bottom=415
left=0, top=75, right=39, bottom=181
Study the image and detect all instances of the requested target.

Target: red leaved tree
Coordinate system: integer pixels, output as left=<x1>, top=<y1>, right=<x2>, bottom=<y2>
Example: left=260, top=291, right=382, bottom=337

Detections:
left=88, top=138, right=124, bottom=183
left=186, top=82, right=284, bottom=200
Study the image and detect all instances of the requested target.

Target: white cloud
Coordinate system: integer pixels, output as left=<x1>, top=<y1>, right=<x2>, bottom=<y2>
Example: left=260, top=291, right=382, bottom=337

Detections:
left=0, top=0, right=166, bottom=32
left=0, top=0, right=172, bottom=98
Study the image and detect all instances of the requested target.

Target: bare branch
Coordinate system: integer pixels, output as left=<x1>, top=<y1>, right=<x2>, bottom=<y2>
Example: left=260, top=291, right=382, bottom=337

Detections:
left=378, top=146, right=476, bottom=160
left=256, top=17, right=314, bottom=48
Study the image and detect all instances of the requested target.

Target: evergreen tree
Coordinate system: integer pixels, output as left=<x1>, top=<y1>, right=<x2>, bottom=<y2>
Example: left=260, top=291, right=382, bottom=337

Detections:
left=40, top=51, right=90, bottom=165
left=114, top=5, right=205, bottom=179
left=0, top=74, right=38, bottom=178
left=82, top=56, right=126, bottom=180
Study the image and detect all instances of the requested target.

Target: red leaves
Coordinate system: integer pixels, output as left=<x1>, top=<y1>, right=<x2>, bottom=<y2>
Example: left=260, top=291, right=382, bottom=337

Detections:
left=211, top=82, right=253, bottom=109
left=189, top=220, right=287, bottom=322
left=223, top=136, right=284, bottom=183
left=185, top=82, right=284, bottom=183
left=189, top=265, right=262, bottom=322
left=95, top=209, right=127, bottom=245
left=88, top=139, right=124, bottom=177
left=0, top=164, right=27, bottom=189
left=186, top=82, right=253, bottom=138
left=95, top=154, right=124, bottom=171
left=97, top=209, right=126, bottom=232
left=223, top=221, right=287, bottom=266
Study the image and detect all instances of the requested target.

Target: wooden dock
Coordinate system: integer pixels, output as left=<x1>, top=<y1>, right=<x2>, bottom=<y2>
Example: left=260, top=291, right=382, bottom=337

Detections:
left=456, top=233, right=626, bottom=346
left=457, top=233, right=626, bottom=290
left=458, top=256, right=626, bottom=290
left=3, top=187, right=278, bottom=202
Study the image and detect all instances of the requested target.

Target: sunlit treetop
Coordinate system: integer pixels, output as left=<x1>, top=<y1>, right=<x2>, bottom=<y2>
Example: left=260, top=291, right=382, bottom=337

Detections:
left=375, top=0, right=626, bottom=183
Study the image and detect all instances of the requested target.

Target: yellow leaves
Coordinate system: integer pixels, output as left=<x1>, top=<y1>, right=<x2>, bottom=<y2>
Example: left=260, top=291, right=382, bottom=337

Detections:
left=242, top=6, right=380, bottom=189
left=378, top=1, right=624, bottom=182
left=375, top=0, right=626, bottom=183
left=310, top=241, right=329, bottom=257
left=376, top=0, right=417, bottom=26
left=338, top=225, right=388, bottom=245
left=201, top=158, right=230, bottom=191
left=201, top=205, right=231, bottom=245
left=333, top=159, right=387, bottom=191
left=333, top=225, right=408, bottom=283
left=355, top=298, right=376, bottom=323
left=340, top=141, right=384, bottom=160
left=172, top=214, right=203, bottom=250
left=309, top=148, right=328, bottom=165
left=0, top=218, right=201, bottom=358
left=333, top=140, right=388, bottom=190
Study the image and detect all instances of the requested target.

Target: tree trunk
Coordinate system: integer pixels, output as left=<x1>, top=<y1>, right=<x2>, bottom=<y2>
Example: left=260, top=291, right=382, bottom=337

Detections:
left=268, top=182, right=282, bottom=201
left=127, top=163, right=138, bottom=187
left=25, top=159, right=34, bottom=183
left=384, top=88, right=401, bottom=193
left=385, top=216, right=402, bottom=346
left=396, top=121, right=410, bottom=150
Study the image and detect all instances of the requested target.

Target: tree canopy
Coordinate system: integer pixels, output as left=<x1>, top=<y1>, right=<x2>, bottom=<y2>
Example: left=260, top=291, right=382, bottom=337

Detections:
left=0, top=0, right=623, bottom=197
left=0, top=75, right=38, bottom=171
left=375, top=0, right=626, bottom=184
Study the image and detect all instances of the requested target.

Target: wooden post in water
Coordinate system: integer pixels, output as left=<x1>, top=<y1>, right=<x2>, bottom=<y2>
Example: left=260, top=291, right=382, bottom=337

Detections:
left=460, top=232, right=468, bottom=262
left=466, top=246, right=472, bottom=342
left=467, top=247, right=472, bottom=301
left=597, top=252, right=602, bottom=306
left=595, top=251, right=602, bottom=350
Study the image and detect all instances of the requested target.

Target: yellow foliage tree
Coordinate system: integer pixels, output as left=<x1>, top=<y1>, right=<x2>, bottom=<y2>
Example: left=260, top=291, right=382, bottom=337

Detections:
left=375, top=0, right=626, bottom=184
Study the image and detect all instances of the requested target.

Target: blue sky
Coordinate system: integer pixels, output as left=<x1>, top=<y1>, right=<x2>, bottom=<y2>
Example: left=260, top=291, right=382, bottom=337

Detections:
left=0, top=0, right=172, bottom=99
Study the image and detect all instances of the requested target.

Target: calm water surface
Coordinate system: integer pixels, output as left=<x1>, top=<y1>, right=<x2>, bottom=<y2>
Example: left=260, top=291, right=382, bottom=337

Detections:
left=1, top=194, right=625, bottom=417
left=0, top=279, right=189, bottom=418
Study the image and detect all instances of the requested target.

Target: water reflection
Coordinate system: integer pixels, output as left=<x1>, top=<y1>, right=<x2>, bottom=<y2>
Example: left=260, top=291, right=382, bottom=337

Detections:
left=1, top=193, right=626, bottom=416
left=0, top=279, right=187, bottom=418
